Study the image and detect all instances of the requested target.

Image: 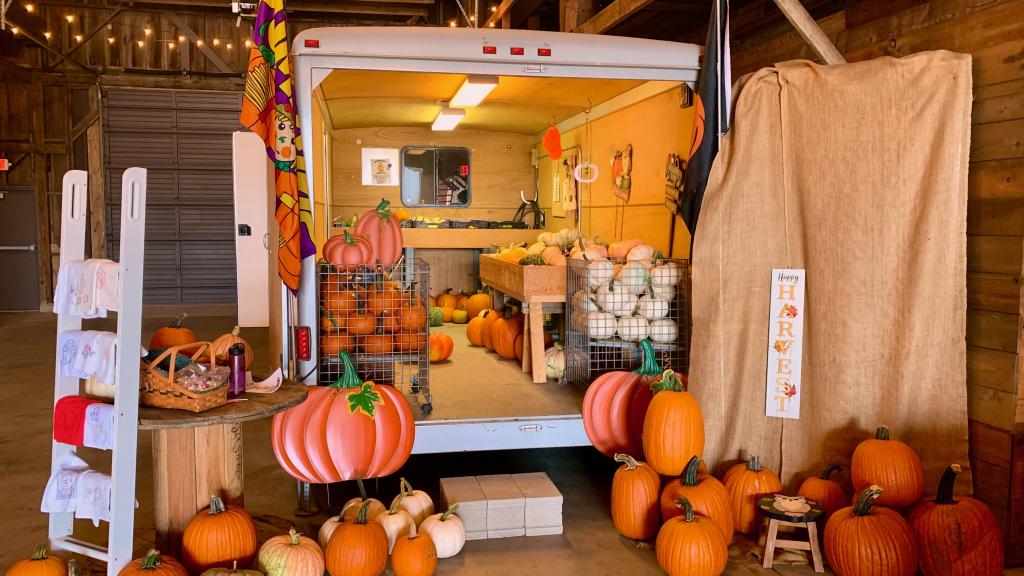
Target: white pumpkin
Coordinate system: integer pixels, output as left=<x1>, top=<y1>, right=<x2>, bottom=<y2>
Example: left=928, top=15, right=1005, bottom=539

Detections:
left=651, top=283, right=677, bottom=302
left=318, top=515, right=344, bottom=549
left=537, top=231, right=558, bottom=246
left=374, top=496, right=416, bottom=554
left=649, top=318, right=679, bottom=343
left=585, top=310, right=617, bottom=339
left=651, top=261, right=681, bottom=286
left=545, top=345, right=565, bottom=380
left=616, top=261, right=649, bottom=294
left=557, top=227, right=580, bottom=247
left=392, top=478, right=434, bottom=526
left=573, top=246, right=608, bottom=261
left=637, top=295, right=669, bottom=320
left=585, top=260, right=615, bottom=288
left=572, top=290, right=597, bottom=312
left=616, top=315, right=649, bottom=342
left=626, top=243, right=656, bottom=263
left=596, top=282, right=638, bottom=317
left=419, top=505, right=466, bottom=559
left=527, top=241, right=547, bottom=255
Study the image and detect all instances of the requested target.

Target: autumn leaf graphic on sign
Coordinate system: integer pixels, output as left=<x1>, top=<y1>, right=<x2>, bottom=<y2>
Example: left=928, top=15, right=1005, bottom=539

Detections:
left=782, top=381, right=798, bottom=398
left=781, top=303, right=799, bottom=318
left=347, top=382, right=384, bottom=418
left=773, top=340, right=792, bottom=354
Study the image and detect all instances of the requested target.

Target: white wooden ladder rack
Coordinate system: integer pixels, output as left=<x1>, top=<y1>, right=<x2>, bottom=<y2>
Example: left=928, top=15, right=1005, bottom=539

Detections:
left=49, top=168, right=147, bottom=575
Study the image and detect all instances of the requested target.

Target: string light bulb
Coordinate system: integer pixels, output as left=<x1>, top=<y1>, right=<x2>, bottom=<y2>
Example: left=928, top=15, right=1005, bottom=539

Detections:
left=11, top=26, right=20, bottom=35
left=65, top=14, right=75, bottom=23
left=226, top=42, right=232, bottom=50
left=107, top=36, right=115, bottom=44
left=167, top=41, right=176, bottom=49
left=212, top=38, right=219, bottom=46
left=448, top=19, right=457, bottom=27
left=74, top=34, right=83, bottom=42
left=469, top=15, right=476, bottom=22
left=487, top=22, right=495, bottom=27
left=24, top=3, right=34, bottom=12
left=178, top=34, right=186, bottom=42
left=195, top=39, right=204, bottom=46
left=43, top=31, right=52, bottom=40
left=490, top=5, right=497, bottom=11
left=136, top=40, right=144, bottom=48
left=244, top=39, right=252, bottom=48
left=143, top=27, right=152, bottom=36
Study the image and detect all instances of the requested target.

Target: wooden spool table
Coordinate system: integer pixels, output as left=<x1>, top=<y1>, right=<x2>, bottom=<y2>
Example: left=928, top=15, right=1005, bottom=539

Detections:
left=138, top=379, right=308, bottom=554
left=757, top=496, right=825, bottom=573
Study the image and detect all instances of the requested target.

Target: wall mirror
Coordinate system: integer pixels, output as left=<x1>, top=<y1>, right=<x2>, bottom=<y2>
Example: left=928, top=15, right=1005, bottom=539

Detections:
left=400, top=146, right=471, bottom=207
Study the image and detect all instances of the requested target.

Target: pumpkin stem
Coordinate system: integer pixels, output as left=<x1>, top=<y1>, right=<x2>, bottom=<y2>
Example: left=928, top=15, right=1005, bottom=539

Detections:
left=374, top=199, right=392, bottom=221
left=389, top=493, right=405, bottom=515
left=852, top=485, right=883, bottom=516
left=633, top=339, right=663, bottom=376
left=288, top=527, right=302, bottom=546
left=399, top=477, right=414, bottom=497
left=208, top=495, right=226, bottom=515
left=875, top=426, right=891, bottom=441
left=343, top=230, right=356, bottom=245
left=140, top=550, right=162, bottom=569
left=169, top=313, right=187, bottom=328
left=439, top=504, right=459, bottom=521
left=355, top=500, right=372, bottom=525
left=682, top=456, right=703, bottom=486
left=747, top=455, right=762, bottom=472
left=231, top=325, right=241, bottom=337
left=330, top=351, right=364, bottom=389
left=934, top=464, right=962, bottom=505
left=356, top=478, right=368, bottom=501
left=674, top=497, right=696, bottom=523
left=819, top=464, right=842, bottom=480
left=67, top=559, right=80, bottom=576
left=30, top=545, right=49, bottom=561
left=650, top=369, right=687, bottom=394
left=614, top=453, right=641, bottom=470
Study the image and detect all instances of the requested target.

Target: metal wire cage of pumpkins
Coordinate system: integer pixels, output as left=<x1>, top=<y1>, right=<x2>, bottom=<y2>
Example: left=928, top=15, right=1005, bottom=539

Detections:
left=565, top=257, right=690, bottom=386
left=318, top=258, right=433, bottom=414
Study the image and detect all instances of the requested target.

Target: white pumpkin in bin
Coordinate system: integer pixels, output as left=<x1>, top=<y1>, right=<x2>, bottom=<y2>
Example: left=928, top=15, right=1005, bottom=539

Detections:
left=649, top=318, right=679, bottom=343
left=586, top=260, right=615, bottom=288
left=626, top=243, right=656, bottom=262
left=391, top=478, right=434, bottom=526
left=651, top=283, right=677, bottom=302
left=419, top=505, right=466, bottom=559
left=616, top=261, right=649, bottom=294
left=652, top=261, right=681, bottom=286
left=596, top=282, right=638, bottom=317
left=584, top=309, right=617, bottom=339
left=617, top=315, right=649, bottom=342
left=637, top=295, right=669, bottom=320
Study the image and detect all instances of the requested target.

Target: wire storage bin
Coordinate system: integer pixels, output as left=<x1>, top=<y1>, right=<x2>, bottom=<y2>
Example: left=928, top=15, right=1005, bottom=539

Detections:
left=318, top=258, right=432, bottom=414
left=565, top=257, right=690, bottom=387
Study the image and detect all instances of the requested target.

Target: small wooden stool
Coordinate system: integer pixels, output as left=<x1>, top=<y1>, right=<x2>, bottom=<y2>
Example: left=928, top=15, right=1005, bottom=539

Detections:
left=757, top=496, right=825, bottom=573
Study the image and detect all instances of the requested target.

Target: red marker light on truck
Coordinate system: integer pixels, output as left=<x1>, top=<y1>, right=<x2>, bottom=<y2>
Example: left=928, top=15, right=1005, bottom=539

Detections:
left=304, top=39, right=319, bottom=48
left=295, top=326, right=311, bottom=361
left=537, top=48, right=551, bottom=56
left=510, top=47, right=524, bottom=55
left=482, top=45, right=496, bottom=54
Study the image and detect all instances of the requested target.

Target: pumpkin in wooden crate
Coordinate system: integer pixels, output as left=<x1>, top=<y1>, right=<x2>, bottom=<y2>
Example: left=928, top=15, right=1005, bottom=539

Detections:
left=258, top=528, right=324, bottom=576
left=610, top=454, right=661, bottom=540
left=419, top=505, right=465, bottom=559
left=181, top=496, right=258, bottom=573
left=908, top=464, right=1003, bottom=576
left=465, top=312, right=488, bottom=346
left=198, top=562, right=262, bottom=576
left=355, top=199, right=403, bottom=266
left=270, top=351, right=414, bottom=483
left=481, top=309, right=502, bottom=352
left=7, top=546, right=65, bottom=576
left=324, top=231, right=373, bottom=268
left=851, top=426, right=924, bottom=508
left=212, top=326, right=254, bottom=368
left=325, top=501, right=388, bottom=576
left=374, top=495, right=416, bottom=554
left=149, top=313, right=197, bottom=349
left=642, top=367, right=704, bottom=476
left=118, top=550, right=188, bottom=576
left=437, top=289, right=459, bottom=310
left=722, top=455, right=782, bottom=535
left=661, top=456, right=734, bottom=542
left=655, top=497, right=729, bottom=576
left=462, top=290, right=492, bottom=320
left=391, top=534, right=437, bottom=576
left=798, top=464, right=848, bottom=519
left=825, top=486, right=918, bottom=576
left=582, top=339, right=662, bottom=457
left=491, top=310, right=524, bottom=360
left=429, top=334, right=454, bottom=363
left=391, top=477, right=435, bottom=526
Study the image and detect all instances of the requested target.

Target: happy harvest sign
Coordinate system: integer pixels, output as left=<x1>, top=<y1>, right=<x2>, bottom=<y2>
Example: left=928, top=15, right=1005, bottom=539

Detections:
left=765, top=269, right=805, bottom=419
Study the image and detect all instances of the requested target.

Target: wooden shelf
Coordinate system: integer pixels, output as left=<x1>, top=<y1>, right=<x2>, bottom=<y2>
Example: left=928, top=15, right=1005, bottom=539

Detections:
left=400, top=227, right=540, bottom=249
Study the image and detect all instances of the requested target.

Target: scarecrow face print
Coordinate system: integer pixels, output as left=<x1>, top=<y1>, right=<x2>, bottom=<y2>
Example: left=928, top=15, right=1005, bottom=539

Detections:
left=273, top=109, right=297, bottom=162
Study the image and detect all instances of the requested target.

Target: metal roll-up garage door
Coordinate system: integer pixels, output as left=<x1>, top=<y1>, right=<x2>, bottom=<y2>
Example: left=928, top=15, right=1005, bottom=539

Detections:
left=104, top=88, right=242, bottom=305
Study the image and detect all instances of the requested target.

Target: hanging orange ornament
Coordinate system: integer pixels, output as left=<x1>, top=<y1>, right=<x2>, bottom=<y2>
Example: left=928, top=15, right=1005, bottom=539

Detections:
left=543, top=125, right=562, bottom=160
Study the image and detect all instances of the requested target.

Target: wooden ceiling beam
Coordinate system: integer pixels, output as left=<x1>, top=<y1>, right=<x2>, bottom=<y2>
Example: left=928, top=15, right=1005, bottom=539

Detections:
left=484, top=0, right=517, bottom=28
left=571, top=0, right=654, bottom=34
left=124, top=0, right=431, bottom=16
left=770, top=0, right=845, bottom=64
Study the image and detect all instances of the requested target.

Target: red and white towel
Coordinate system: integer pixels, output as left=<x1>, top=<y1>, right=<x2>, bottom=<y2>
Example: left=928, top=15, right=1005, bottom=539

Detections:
left=53, top=396, right=114, bottom=450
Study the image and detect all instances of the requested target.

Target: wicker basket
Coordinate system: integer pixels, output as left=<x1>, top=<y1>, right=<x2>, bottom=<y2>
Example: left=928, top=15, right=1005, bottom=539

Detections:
left=140, top=342, right=227, bottom=413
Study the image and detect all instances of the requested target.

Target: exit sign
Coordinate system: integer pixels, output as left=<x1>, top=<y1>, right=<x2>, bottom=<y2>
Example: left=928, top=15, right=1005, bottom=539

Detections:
left=0, top=158, right=9, bottom=171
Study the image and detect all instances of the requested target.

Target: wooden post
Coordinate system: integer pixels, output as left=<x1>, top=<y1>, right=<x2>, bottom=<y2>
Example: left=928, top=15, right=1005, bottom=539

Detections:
left=30, top=77, right=53, bottom=305
left=86, top=86, right=106, bottom=259
left=770, top=0, right=845, bottom=65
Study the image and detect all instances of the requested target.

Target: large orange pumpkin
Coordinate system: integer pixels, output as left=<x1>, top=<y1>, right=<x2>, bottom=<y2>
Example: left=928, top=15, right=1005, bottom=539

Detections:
left=7, top=546, right=65, bottom=576
left=490, top=311, right=523, bottom=360
left=271, top=351, right=414, bottom=483
left=661, top=456, right=734, bottom=543
left=462, top=291, right=492, bottom=320
left=149, top=313, right=197, bottom=349
left=908, top=464, right=1003, bottom=576
left=610, top=454, right=660, bottom=540
left=655, top=497, right=729, bottom=576
left=324, top=231, right=373, bottom=268
left=825, top=486, right=918, bottom=576
left=429, top=334, right=454, bottom=363
left=481, top=309, right=502, bottom=352
left=354, top=199, right=403, bottom=266
left=390, top=533, right=437, bottom=576
left=798, top=464, right=849, bottom=519
left=582, top=338, right=661, bottom=457
left=851, top=426, right=924, bottom=508
left=180, top=496, right=258, bottom=574
left=466, top=313, right=488, bottom=346
left=642, top=368, right=704, bottom=476
left=257, top=528, right=324, bottom=576
left=436, top=289, right=459, bottom=310
left=325, top=501, right=388, bottom=576
left=346, top=313, right=377, bottom=336
left=721, top=455, right=783, bottom=535
left=119, top=549, right=188, bottom=576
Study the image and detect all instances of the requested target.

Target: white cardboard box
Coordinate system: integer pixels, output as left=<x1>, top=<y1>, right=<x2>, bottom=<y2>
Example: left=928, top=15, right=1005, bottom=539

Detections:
left=476, top=474, right=526, bottom=538
left=513, top=472, right=564, bottom=536
left=439, top=475, right=488, bottom=540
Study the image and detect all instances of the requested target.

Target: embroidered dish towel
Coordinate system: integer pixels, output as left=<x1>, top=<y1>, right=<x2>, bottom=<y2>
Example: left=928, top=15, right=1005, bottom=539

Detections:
left=40, top=453, right=89, bottom=514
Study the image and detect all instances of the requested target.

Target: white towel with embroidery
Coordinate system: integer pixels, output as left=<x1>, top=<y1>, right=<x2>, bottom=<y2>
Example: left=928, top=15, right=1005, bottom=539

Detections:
left=75, top=470, right=112, bottom=527
left=58, top=330, right=146, bottom=385
left=54, top=260, right=105, bottom=318
left=83, top=403, right=115, bottom=450
left=94, top=260, right=120, bottom=312
left=40, top=453, right=89, bottom=514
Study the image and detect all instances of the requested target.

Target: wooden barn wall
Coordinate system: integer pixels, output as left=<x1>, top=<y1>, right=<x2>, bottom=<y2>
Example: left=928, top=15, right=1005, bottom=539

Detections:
left=728, top=0, right=1024, bottom=562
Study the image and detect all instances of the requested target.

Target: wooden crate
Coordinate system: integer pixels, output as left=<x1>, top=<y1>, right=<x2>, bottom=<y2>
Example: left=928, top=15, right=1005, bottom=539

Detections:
left=479, top=254, right=566, bottom=302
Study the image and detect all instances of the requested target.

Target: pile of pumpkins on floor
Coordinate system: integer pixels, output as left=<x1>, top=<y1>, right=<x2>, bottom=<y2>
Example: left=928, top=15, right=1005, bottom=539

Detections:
left=424, top=288, right=492, bottom=364
left=587, top=343, right=1005, bottom=576
left=8, top=479, right=461, bottom=576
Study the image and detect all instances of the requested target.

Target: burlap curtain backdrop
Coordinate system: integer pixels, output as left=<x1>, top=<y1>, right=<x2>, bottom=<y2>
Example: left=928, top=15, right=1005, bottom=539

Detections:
left=690, top=51, right=973, bottom=492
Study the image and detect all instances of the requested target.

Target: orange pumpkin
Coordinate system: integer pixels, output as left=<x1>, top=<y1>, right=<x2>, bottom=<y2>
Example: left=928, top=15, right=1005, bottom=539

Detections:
left=7, top=546, right=65, bottom=576
left=391, top=534, right=437, bottom=576
left=908, top=464, right=1003, bottom=576
left=325, top=501, right=388, bottom=576
left=480, top=309, right=502, bottom=352
left=180, top=496, right=258, bottom=574
left=354, top=199, right=403, bottom=266
left=399, top=300, right=427, bottom=332
left=466, top=313, right=488, bottom=346
left=514, top=333, right=524, bottom=361
left=321, top=333, right=356, bottom=358
left=642, top=368, right=704, bottom=476
left=257, top=528, right=324, bottom=576
left=463, top=291, right=492, bottom=320
left=347, top=313, right=377, bottom=336
left=611, top=454, right=660, bottom=540
left=722, top=455, right=782, bottom=535
left=149, top=313, right=197, bottom=349
left=321, top=312, right=345, bottom=332
left=582, top=339, right=660, bottom=458
left=490, top=311, right=523, bottom=360
left=323, top=287, right=358, bottom=316
left=798, top=464, right=849, bottom=519
left=361, top=334, right=393, bottom=355
left=271, top=351, right=414, bottom=483
left=825, top=486, right=917, bottom=576
left=324, top=230, right=373, bottom=268
left=118, top=549, right=187, bottom=576
left=439, top=306, right=454, bottom=323
left=211, top=326, right=254, bottom=368
left=437, top=289, right=459, bottom=310
left=661, top=456, right=734, bottom=543
left=379, top=310, right=400, bottom=333
left=397, top=330, right=426, bottom=352
left=851, top=426, right=925, bottom=508
left=655, top=497, right=729, bottom=576
left=429, top=334, right=454, bottom=363
left=365, top=285, right=402, bottom=317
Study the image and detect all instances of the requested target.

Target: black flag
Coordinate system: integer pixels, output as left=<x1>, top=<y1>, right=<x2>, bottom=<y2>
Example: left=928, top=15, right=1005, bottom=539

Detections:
left=680, top=0, right=731, bottom=243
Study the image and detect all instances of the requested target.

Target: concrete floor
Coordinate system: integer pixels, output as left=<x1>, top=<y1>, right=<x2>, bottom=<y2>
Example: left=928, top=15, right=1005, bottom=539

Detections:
left=1, top=312, right=1016, bottom=575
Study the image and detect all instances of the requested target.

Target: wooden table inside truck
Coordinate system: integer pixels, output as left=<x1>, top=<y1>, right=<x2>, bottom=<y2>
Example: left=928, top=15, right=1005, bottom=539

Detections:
left=137, top=380, right=308, bottom=554
left=479, top=254, right=566, bottom=384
